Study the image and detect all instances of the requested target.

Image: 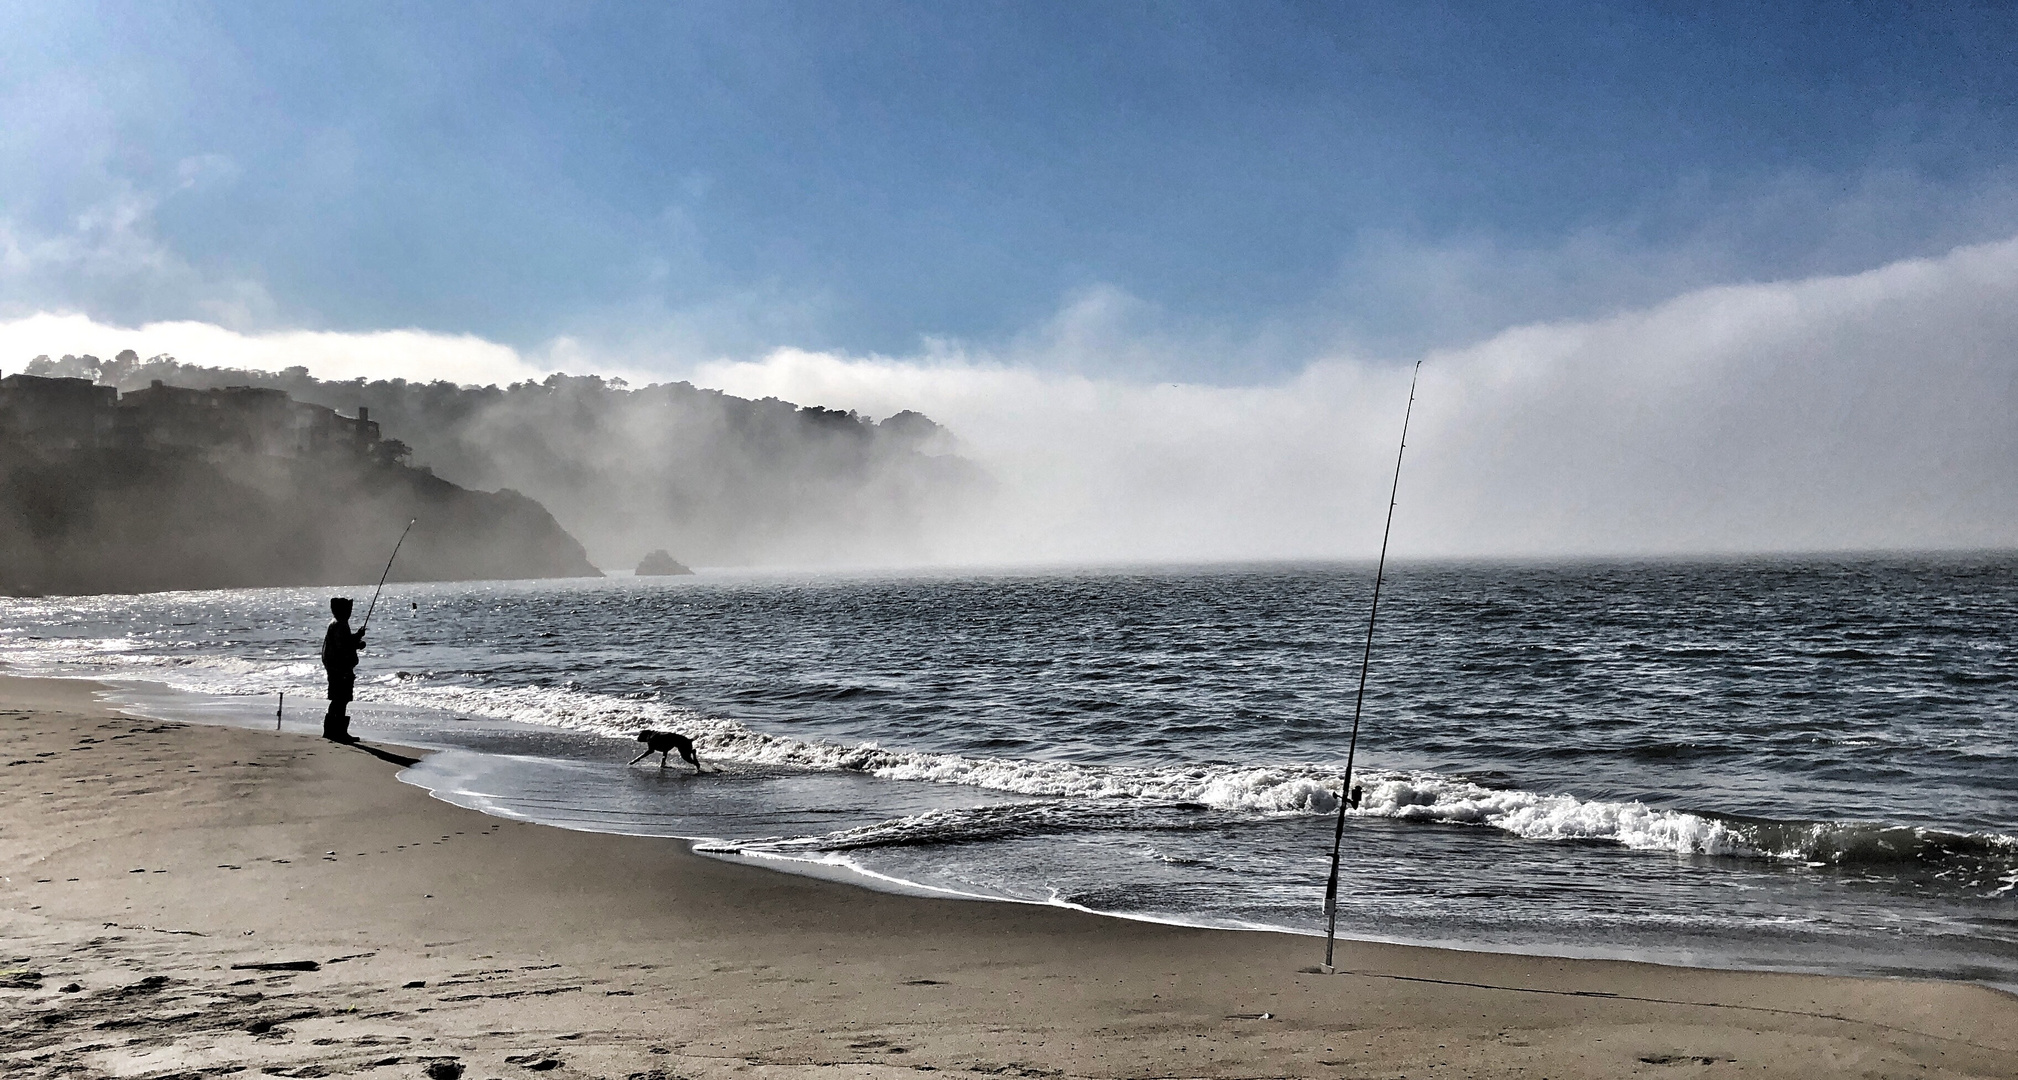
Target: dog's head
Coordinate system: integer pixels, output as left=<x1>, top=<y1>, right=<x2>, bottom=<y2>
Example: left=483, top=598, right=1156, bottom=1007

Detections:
left=637, top=730, right=658, bottom=743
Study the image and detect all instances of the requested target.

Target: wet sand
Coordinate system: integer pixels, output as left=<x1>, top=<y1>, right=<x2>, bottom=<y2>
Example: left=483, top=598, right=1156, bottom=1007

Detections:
left=3, top=673, right=2014, bottom=1079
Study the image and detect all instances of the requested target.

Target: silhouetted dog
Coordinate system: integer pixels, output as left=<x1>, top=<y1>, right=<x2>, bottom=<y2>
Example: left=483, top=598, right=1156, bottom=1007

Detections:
left=631, top=729, right=702, bottom=772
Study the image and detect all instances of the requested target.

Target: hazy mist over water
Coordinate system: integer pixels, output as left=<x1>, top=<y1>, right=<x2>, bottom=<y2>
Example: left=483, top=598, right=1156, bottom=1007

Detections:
left=10, top=234, right=2018, bottom=569
left=695, top=237, right=2018, bottom=565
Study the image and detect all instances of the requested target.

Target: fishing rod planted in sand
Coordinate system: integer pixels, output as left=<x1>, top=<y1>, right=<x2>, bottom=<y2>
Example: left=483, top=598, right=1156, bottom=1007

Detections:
left=360, top=518, right=416, bottom=634
left=1320, top=360, right=1420, bottom=974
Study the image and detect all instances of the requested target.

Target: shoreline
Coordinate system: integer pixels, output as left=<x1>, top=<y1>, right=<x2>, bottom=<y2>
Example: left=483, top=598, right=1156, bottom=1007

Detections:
left=31, top=670, right=2018, bottom=993
left=5, top=672, right=2018, bottom=1079
left=9, top=559, right=2015, bottom=998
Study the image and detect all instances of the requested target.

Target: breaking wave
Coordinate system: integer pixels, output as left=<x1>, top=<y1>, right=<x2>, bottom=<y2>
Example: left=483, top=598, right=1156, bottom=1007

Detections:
left=7, top=635, right=2012, bottom=887
left=363, top=679, right=2018, bottom=881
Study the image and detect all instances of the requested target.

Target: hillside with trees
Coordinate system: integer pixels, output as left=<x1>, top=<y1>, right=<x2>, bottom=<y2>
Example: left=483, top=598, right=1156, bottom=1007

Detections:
left=23, top=351, right=987, bottom=569
left=1, top=373, right=599, bottom=596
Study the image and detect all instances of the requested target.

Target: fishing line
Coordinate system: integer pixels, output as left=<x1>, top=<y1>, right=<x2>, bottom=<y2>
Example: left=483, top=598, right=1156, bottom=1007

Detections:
left=360, top=517, right=416, bottom=634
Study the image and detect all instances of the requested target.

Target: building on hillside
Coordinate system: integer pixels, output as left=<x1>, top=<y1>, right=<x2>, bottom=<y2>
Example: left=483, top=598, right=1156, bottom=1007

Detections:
left=118, top=380, right=380, bottom=456
left=0, top=375, right=381, bottom=459
left=0, top=375, right=119, bottom=450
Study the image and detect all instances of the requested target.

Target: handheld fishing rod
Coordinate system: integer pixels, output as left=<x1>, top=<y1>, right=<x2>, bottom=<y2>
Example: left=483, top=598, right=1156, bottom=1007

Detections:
left=359, top=518, right=416, bottom=634
left=1321, top=360, right=1421, bottom=973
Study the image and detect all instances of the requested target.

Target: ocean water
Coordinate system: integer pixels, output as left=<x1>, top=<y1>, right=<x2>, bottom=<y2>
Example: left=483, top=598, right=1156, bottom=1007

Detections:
left=3, top=558, right=2014, bottom=985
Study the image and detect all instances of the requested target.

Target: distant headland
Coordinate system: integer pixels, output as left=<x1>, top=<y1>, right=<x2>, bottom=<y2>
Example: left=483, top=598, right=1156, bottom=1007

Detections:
left=0, top=372, right=600, bottom=596
left=15, top=351, right=987, bottom=571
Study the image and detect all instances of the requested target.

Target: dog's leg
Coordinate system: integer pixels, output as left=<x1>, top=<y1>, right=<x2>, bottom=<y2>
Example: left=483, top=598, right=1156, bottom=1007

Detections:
left=659, top=750, right=670, bottom=769
left=629, top=749, right=653, bottom=765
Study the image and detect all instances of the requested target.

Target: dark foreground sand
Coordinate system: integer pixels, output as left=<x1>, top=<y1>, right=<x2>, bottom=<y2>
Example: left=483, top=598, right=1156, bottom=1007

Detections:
left=3, top=675, right=2015, bottom=1080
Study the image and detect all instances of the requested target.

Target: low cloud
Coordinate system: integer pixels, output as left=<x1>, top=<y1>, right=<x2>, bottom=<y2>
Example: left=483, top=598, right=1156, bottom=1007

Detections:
left=6, top=236, right=2016, bottom=564
left=698, top=235, right=2018, bottom=562
left=0, top=312, right=546, bottom=387
left=1311, top=165, right=2018, bottom=363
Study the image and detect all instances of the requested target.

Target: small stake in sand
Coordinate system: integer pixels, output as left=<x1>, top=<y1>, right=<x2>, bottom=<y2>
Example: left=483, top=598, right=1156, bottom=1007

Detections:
left=276, top=692, right=283, bottom=731
left=1320, top=360, right=1420, bottom=974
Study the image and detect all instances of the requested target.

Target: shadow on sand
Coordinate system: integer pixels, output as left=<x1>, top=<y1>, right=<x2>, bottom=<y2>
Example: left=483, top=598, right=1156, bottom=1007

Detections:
left=332, top=740, right=422, bottom=769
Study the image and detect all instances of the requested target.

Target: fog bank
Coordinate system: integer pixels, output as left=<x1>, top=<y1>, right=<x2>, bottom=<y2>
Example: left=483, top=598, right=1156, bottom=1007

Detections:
left=8, top=236, right=2016, bottom=565
left=697, top=236, right=2018, bottom=562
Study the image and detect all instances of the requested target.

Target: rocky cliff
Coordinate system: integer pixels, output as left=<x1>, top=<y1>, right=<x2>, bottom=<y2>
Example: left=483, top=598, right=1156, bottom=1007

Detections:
left=0, top=375, right=600, bottom=595
left=20, top=352, right=988, bottom=568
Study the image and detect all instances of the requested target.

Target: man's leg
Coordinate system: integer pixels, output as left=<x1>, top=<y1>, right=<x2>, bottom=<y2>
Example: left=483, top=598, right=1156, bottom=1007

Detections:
left=324, top=671, right=353, bottom=741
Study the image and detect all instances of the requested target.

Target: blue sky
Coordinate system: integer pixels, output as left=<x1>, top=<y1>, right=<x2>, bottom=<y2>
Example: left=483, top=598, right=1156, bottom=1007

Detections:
left=5, top=1, right=2018, bottom=380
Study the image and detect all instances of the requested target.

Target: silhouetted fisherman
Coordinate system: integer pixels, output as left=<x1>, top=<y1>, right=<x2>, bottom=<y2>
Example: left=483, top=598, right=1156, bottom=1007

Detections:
left=321, top=597, right=366, bottom=742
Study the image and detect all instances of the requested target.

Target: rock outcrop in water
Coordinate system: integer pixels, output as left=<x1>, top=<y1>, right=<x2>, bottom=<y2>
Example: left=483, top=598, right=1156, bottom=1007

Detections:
left=0, top=373, right=601, bottom=596
left=634, top=549, right=694, bottom=576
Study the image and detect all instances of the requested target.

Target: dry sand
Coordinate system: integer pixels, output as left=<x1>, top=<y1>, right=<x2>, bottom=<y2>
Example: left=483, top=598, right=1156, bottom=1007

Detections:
left=3, top=673, right=2014, bottom=1080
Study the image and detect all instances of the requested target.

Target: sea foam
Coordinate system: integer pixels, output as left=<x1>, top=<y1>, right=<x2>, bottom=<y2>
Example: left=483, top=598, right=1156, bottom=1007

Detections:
left=357, top=679, right=2015, bottom=874
left=7, top=635, right=2011, bottom=880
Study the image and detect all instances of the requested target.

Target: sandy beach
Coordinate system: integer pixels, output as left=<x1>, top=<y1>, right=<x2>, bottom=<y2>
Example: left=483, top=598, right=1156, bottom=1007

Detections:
left=3, top=674, right=2014, bottom=1080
